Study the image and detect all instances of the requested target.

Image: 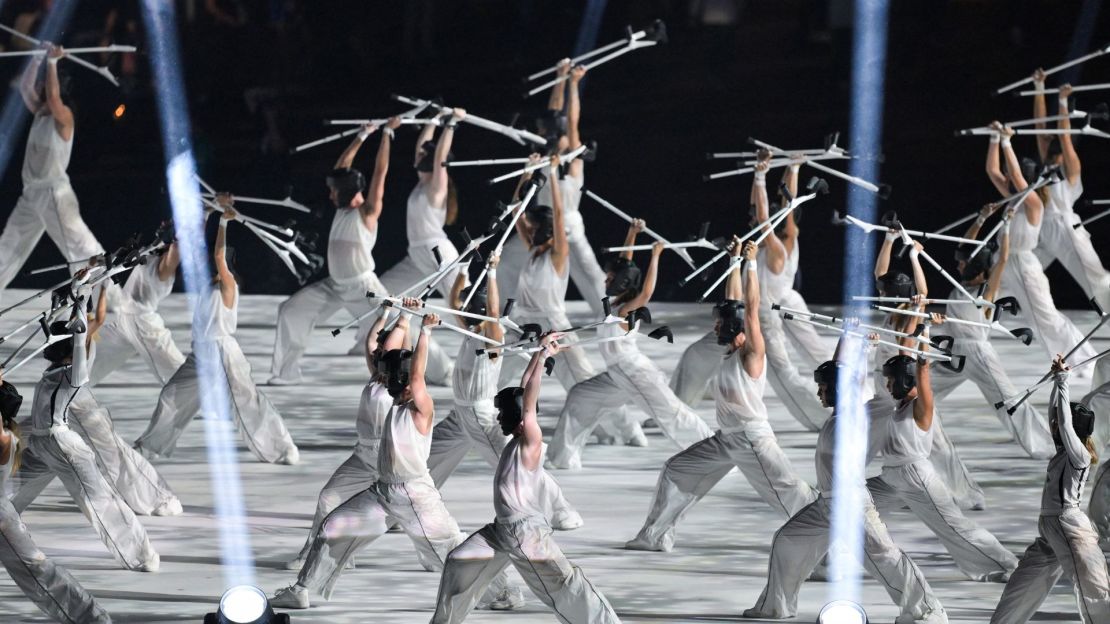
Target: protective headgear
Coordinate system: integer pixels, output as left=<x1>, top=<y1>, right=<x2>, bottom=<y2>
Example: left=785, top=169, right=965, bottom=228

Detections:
left=535, top=109, right=568, bottom=146
left=1045, top=136, right=1063, bottom=162
left=379, top=348, right=414, bottom=398
left=714, top=300, right=745, bottom=345
left=813, top=360, right=842, bottom=407
left=604, top=256, right=642, bottom=298
left=954, top=241, right=995, bottom=281
left=526, top=204, right=554, bottom=247
left=0, top=381, right=22, bottom=422
left=876, top=271, right=916, bottom=299
left=495, top=386, right=525, bottom=435
left=43, top=321, right=75, bottom=363
left=326, top=168, right=366, bottom=207
left=1071, top=402, right=1096, bottom=439
left=460, top=284, right=488, bottom=322
left=416, top=140, right=453, bottom=172
left=881, top=354, right=917, bottom=400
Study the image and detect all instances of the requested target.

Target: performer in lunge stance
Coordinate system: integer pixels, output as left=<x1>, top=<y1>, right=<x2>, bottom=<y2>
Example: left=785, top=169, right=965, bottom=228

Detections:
left=429, top=332, right=621, bottom=624
left=136, top=199, right=299, bottom=464
left=426, top=255, right=584, bottom=530
left=1084, top=353, right=1110, bottom=549
left=271, top=303, right=523, bottom=611
left=0, top=43, right=105, bottom=303
left=991, top=356, right=1110, bottom=623
left=0, top=374, right=113, bottom=624
left=625, top=240, right=817, bottom=552
left=1030, top=74, right=1110, bottom=312
left=546, top=220, right=712, bottom=470
left=741, top=351, right=947, bottom=623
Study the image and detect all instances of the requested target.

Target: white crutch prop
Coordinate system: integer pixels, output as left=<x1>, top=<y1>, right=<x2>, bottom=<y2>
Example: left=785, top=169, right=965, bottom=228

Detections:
left=706, top=148, right=832, bottom=160
left=524, top=20, right=667, bottom=97
left=893, top=226, right=985, bottom=306
left=850, top=295, right=1022, bottom=316
left=704, top=152, right=849, bottom=181
left=526, top=22, right=655, bottom=82
left=324, top=117, right=436, bottom=127
left=1016, top=82, right=1110, bottom=96
left=443, top=156, right=533, bottom=168
left=780, top=312, right=964, bottom=370
left=750, top=138, right=889, bottom=197
left=1077, top=201, right=1110, bottom=228
left=842, top=214, right=983, bottom=246
left=996, top=43, right=1110, bottom=94
left=0, top=44, right=137, bottom=58
left=773, top=304, right=952, bottom=352
left=487, top=143, right=591, bottom=184
left=605, top=239, right=719, bottom=253
left=376, top=304, right=503, bottom=347
left=200, top=192, right=309, bottom=214
left=956, top=110, right=1093, bottom=135
left=290, top=100, right=431, bottom=153
left=392, top=94, right=547, bottom=146
left=872, top=304, right=1033, bottom=344
left=997, top=346, right=1110, bottom=412
left=582, top=189, right=697, bottom=268
left=0, top=23, right=127, bottom=86
left=461, top=179, right=543, bottom=309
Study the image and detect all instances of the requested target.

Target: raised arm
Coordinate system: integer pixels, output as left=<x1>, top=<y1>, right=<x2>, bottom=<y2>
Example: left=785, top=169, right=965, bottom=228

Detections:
left=619, top=219, right=644, bottom=262
left=71, top=301, right=90, bottom=387
left=753, top=161, right=786, bottom=275
left=621, top=241, right=663, bottom=313
left=414, top=112, right=441, bottom=164
left=365, top=309, right=392, bottom=375
left=364, top=117, right=401, bottom=229
left=567, top=65, right=586, bottom=179
left=213, top=194, right=237, bottom=308
left=380, top=307, right=410, bottom=352
left=334, top=123, right=376, bottom=170
left=44, top=46, right=74, bottom=140
left=19, top=47, right=44, bottom=112
left=448, top=270, right=469, bottom=328
left=87, top=284, right=109, bottom=341
left=1032, top=68, right=1051, bottom=160
left=484, top=254, right=504, bottom=343
left=1000, top=127, right=1044, bottom=223
left=874, top=230, right=896, bottom=281
left=519, top=334, right=559, bottom=470
left=740, top=241, right=764, bottom=377
left=983, top=227, right=1009, bottom=317
left=725, top=236, right=744, bottom=300
left=428, top=109, right=465, bottom=206
left=548, top=60, right=570, bottom=113
left=409, top=312, right=438, bottom=433
left=912, top=346, right=933, bottom=431
left=985, top=123, right=1010, bottom=197
left=513, top=155, right=542, bottom=247
left=550, top=157, right=569, bottom=275
left=158, top=241, right=180, bottom=282
left=1050, top=357, right=1091, bottom=469
left=779, top=160, right=801, bottom=254
left=907, top=241, right=928, bottom=298
left=1057, top=84, right=1081, bottom=184
left=962, top=203, right=999, bottom=241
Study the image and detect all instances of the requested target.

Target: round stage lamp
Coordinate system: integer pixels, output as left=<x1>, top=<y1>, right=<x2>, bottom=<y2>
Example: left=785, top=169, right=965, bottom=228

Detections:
left=204, top=585, right=290, bottom=624
left=817, top=600, right=867, bottom=624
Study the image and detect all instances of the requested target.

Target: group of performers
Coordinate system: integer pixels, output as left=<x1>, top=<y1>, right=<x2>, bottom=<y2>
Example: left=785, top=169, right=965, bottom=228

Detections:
left=1, top=37, right=1110, bottom=624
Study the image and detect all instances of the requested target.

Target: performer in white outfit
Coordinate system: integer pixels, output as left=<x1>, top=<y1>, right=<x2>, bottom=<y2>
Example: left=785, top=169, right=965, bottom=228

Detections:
left=867, top=348, right=1018, bottom=582
left=1029, top=76, right=1110, bottom=312
left=1084, top=354, right=1110, bottom=549
left=136, top=202, right=299, bottom=464
left=547, top=221, right=713, bottom=469
left=930, top=215, right=1055, bottom=459
left=986, top=123, right=1097, bottom=364
left=0, top=374, right=113, bottom=624
left=89, top=238, right=185, bottom=385
left=0, top=44, right=104, bottom=303
left=625, top=241, right=817, bottom=552
left=991, top=357, right=1110, bottom=623
left=12, top=289, right=159, bottom=572
left=741, top=355, right=948, bottom=623
left=429, top=333, right=621, bottom=624
left=426, top=256, right=584, bottom=529
left=499, top=63, right=607, bottom=316
left=271, top=306, right=523, bottom=611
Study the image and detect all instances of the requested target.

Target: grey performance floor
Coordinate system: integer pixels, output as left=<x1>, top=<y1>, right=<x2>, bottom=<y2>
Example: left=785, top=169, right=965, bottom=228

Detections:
left=0, top=292, right=1106, bottom=623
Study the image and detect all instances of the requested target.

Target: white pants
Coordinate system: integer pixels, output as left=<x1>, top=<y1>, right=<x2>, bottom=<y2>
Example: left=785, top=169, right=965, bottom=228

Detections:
left=136, top=341, right=298, bottom=463
left=931, top=341, right=1055, bottom=459
left=547, top=359, right=714, bottom=469
left=869, top=461, right=1018, bottom=581
left=776, top=288, right=830, bottom=370
left=745, top=494, right=947, bottom=623
left=0, top=497, right=112, bottom=624
left=1034, top=210, right=1110, bottom=314
left=1000, top=250, right=1097, bottom=363
left=1082, top=358, right=1110, bottom=548
left=498, top=231, right=608, bottom=317
left=0, top=185, right=103, bottom=302
left=89, top=311, right=185, bottom=386
left=992, top=510, right=1110, bottom=624
left=669, top=330, right=721, bottom=406
left=297, top=475, right=512, bottom=602
left=760, top=306, right=828, bottom=431
left=627, top=425, right=817, bottom=551
left=13, top=429, right=157, bottom=570
left=431, top=516, right=621, bottom=624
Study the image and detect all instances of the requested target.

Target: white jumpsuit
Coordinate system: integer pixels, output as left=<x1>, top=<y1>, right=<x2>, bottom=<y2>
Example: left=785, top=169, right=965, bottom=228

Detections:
left=1081, top=355, right=1110, bottom=549
left=992, top=373, right=1110, bottom=623
left=294, top=402, right=513, bottom=602
left=626, top=349, right=817, bottom=551
left=547, top=321, right=713, bottom=469
left=0, top=115, right=103, bottom=302
left=867, top=398, right=1018, bottom=581
left=931, top=287, right=1055, bottom=459
left=88, top=258, right=185, bottom=385
left=0, top=432, right=113, bottom=623
left=430, top=437, right=622, bottom=624
left=743, top=409, right=947, bottom=623
left=497, top=172, right=607, bottom=316
left=1033, top=176, right=1110, bottom=313
left=12, top=315, right=159, bottom=571
left=136, top=286, right=299, bottom=464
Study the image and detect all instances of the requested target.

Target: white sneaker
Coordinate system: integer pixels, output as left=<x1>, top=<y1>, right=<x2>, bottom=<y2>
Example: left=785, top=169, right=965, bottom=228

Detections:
left=276, top=447, right=300, bottom=465
left=284, top=556, right=304, bottom=571
left=271, top=584, right=310, bottom=609
left=152, top=498, right=183, bottom=517
left=623, top=536, right=669, bottom=552
left=550, top=509, right=583, bottom=531
left=136, top=552, right=160, bottom=573
left=625, top=426, right=649, bottom=447
left=487, top=587, right=526, bottom=611
left=133, top=442, right=160, bottom=461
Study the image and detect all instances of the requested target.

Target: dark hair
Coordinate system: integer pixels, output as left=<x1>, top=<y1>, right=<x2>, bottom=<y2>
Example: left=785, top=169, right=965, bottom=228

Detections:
left=36, top=61, right=75, bottom=111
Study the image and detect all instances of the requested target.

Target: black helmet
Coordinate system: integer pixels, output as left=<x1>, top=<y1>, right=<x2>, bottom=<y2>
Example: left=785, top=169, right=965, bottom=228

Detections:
left=881, top=355, right=917, bottom=400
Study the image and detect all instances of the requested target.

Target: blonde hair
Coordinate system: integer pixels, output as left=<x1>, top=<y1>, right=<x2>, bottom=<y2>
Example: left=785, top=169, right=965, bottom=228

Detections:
left=2, top=417, right=21, bottom=474
left=1086, top=437, right=1100, bottom=464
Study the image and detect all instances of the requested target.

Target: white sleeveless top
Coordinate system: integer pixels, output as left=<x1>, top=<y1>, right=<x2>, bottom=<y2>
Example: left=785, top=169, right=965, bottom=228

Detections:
left=715, top=349, right=768, bottom=432
left=452, top=336, right=501, bottom=404
left=328, top=207, right=378, bottom=286
left=880, top=398, right=934, bottom=467
left=22, top=114, right=72, bottom=189
left=1008, top=205, right=1041, bottom=252
left=494, top=437, right=554, bottom=522
left=944, top=286, right=989, bottom=342
left=121, top=259, right=174, bottom=314
left=815, top=415, right=837, bottom=493
left=757, top=245, right=791, bottom=303
left=193, top=285, right=238, bottom=343
left=355, top=381, right=392, bottom=463
left=1046, top=176, right=1082, bottom=216
left=0, top=432, right=18, bottom=487
left=784, top=243, right=800, bottom=286
left=406, top=182, right=448, bottom=247
left=514, top=253, right=568, bottom=318
left=377, top=401, right=431, bottom=483
left=538, top=172, right=585, bottom=234
left=599, top=319, right=640, bottom=367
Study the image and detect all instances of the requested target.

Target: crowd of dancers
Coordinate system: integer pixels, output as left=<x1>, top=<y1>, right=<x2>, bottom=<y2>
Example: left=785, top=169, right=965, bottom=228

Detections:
left=1, top=36, right=1110, bottom=624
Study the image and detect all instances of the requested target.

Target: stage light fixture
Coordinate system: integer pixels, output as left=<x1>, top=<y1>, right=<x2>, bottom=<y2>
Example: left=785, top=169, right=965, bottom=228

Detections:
left=203, top=585, right=290, bottom=624
left=817, top=600, right=868, bottom=624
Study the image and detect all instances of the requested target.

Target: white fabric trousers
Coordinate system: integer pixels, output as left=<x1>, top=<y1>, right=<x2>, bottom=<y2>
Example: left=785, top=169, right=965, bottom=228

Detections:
left=88, top=312, right=185, bottom=386
left=999, top=250, right=1097, bottom=363
left=0, top=497, right=112, bottom=624
left=760, top=306, right=828, bottom=431
left=547, top=360, right=714, bottom=470
left=430, top=516, right=621, bottom=624
left=136, top=341, right=297, bottom=463
left=627, top=425, right=817, bottom=551
left=1034, top=210, right=1110, bottom=314
left=1082, top=358, right=1110, bottom=548
left=745, top=494, right=947, bottom=623
left=991, top=510, right=1110, bottom=624
left=869, top=461, right=1018, bottom=581
left=12, top=429, right=157, bottom=571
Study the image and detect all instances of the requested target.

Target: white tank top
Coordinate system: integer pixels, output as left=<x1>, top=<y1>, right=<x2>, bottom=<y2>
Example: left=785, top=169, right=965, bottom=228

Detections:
left=121, top=259, right=174, bottom=314
left=22, top=114, right=72, bottom=189
left=880, top=398, right=934, bottom=467
left=494, top=437, right=554, bottom=522
left=0, top=432, right=18, bottom=487
left=815, top=415, right=837, bottom=493
left=599, top=319, right=640, bottom=367
left=944, top=286, right=989, bottom=342
left=784, top=243, right=800, bottom=286
left=30, top=366, right=80, bottom=431
left=1008, top=205, right=1041, bottom=252
left=452, top=336, right=501, bottom=403
left=356, top=381, right=392, bottom=449
left=757, top=245, right=791, bottom=303
left=328, top=207, right=378, bottom=286
left=193, top=286, right=238, bottom=342
left=514, top=253, right=568, bottom=318
left=377, top=401, right=431, bottom=483
left=1046, top=176, right=1082, bottom=216
left=406, top=182, right=448, bottom=247
left=538, top=172, right=585, bottom=233
left=1041, top=447, right=1091, bottom=513
left=715, top=349, right=768, bottom=432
